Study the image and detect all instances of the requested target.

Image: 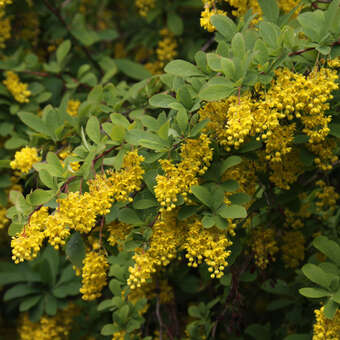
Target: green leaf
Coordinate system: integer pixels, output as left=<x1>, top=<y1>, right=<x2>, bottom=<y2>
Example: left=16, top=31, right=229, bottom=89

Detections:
left=199, top=84, right=235, bottom=101
left=330, top=123, right=340, bottom=138
left=299, top=287, right=331, bottom=298
left=245, top=324, right=270, bottom=340
left=52, top=281, right=81, bottom=298
left=4, top=284, right=40, bottom=301
left=258, top=0, right=279, bottom=23
left=284, top=335, right=311, bottom=340
left=133, top=199, right=158, bottom=209
left=177, top=86, right=193, bottom=109
left=115, top=59, right=151, bottom=80
left=118, top=208, right=144, bottom=225
left=8, top=223, right=24, bottom=237
left=221, top=180, right=239, bottom=192
left=28, top=189, right=55, bottom=206
left=217, top=204, right=247, bottom=219
left=65, top=232, right=86, bottom=268
left=259, top=21, right=280, bottom=48
left=313, top=236, right=340, bottom=266
left=86, top=116, right=101, bottom=144
left=167, top=11, right=183, bottom=35
left=231, top=33, right=246, bottom=59
left=333, top=288, right=340, bottom=303
left=229, top=193, right=251, bottom=205
left=210, top=15, right=237, bottom=41
left=190, top=119, right=209, bottom=137
left=56, top=40, right=71, bottom=65
left=165, top=60, right=204, bottom=77
left=101, top=324, right=116, bottom=336
left=324, top=298, right=338, bottom=319
left=191, top=185, right=213, bottom=208
left=149, top=94, right=177, bottom=108
left=19, top=296, right=41, bottom=312
left=18, top=112, right=53, bottom=138
left=44, top=294, right=57, bottom=316
left=176, top=108, right=188, bottom=133
left=202, top=215, right=216, bottom=228
left=301, top=263, right=334, bottom=289
left=220, top=156, right=242, bottom=174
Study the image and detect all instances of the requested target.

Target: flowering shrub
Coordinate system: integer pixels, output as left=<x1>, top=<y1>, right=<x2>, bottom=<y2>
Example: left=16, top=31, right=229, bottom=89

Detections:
left=1, top=0, right=340, bottom=339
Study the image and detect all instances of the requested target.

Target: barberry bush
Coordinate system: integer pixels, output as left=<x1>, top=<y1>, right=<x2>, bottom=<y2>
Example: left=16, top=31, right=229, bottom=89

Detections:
left=1, top=0, right=340, bottom=339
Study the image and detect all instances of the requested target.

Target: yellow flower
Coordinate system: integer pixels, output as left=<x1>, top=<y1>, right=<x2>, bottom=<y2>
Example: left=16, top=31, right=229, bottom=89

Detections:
left=3, top=71, right=31, bottom=103
left=66, top=100, right=80, bottom=117
left=313, top=306, right=340, bottom=340
left=80, top=250, right=109, bottom=301
left=10, top=147, right=41, bottom=174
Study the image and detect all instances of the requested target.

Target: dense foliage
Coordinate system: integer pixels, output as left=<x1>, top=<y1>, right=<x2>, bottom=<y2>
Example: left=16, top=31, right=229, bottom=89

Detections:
left=1, top=0, right=340, bottom=339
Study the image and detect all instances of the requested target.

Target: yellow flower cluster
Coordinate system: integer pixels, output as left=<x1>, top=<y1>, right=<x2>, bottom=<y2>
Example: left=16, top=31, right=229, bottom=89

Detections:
left=264, top=124, right=295, bottom=162
left=284, top=194, right=311, bottom=229
left=17, top=12, right=40, bottom=46
left=67, top=100, right=80, bottom=117
left=12, top=151, right=145, bottom=260
left=200, top=6, right=226, bottom=32
left=268, top=151, right=304, bottom=190
left=0, top=206, right=9, bottom=230
left=313, top=306, right=340, bottom=340
left=309, top=139, right=339, bottom=171
left=250, top=227, right=279, bottom=270
left=328, top=57, right=340, bottom=69
left=18, top=304, right=77, bottom=340
left=10, top=146, right=41, bottom=174
left=128, top=212, right=180, bottom=289
left=145, top=28, right=178, bottom=74
left=155, top=134, right=212, bottom=212
left=281, top=231, right=305, bottom=268
left=11, top=207, right=49, bottom=263
left=3, top=71, right=31, bottom=103
left=183, top=219, right=232, bottom=279
left=315, top=180, right=339, bottom=218
left=107, top=221, right=132, bottom=248
left=79, top=250, right=109, bottom=300
left=0, top=9, right=10, bottom=48
left=156, top=28, right=177, bottom=66
left=135, top=0, right=155, bottom=17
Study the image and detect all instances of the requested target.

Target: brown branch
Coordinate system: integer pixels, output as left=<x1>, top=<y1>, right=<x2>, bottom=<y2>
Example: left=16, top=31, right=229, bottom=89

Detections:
left=92, top=145, right=117, bottom=169
left=41, top=0, right=103, bottom=76
left=289, top=37, right=340, bottom=57
left=156, top=297, right=163, bottom=340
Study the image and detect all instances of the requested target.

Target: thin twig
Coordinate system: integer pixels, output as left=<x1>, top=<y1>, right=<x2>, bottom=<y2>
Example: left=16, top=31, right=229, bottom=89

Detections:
left=156, top=297, right=163, bottom=340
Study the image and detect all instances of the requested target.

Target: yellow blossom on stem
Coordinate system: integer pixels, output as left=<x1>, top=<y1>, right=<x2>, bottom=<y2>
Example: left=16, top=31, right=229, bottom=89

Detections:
left=182, top=218, right=232, bottom=279
left=135, top=0, right=155, bottom=17
left=11, top=207, right=49, bottom=263
left=0, top=9, right=10, bottom=48
left=80, top=250, right=109, bottom=301
left=281, top=231, right=305, bottom=268
left=313, top=306, right=340, bottom=340
left=3, top=71, right=31, bottom=103
left=10, top=146, right=40, bottom=174
left=250, top=227, right=279, bottom=270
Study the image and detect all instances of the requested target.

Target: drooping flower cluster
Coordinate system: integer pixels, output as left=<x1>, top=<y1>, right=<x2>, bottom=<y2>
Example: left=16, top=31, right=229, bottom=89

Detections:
left=18, top=304, right=77, bottom=340
left=315, top=180, right=339, bottom=218
left=79, top=250, right=109, bottom=300
left=10, top=146, right=40, bottom=174
left=11, top=207, right=49, bottom=263
left=107, top=221, right=132, bottom=249
left=281, top=231, right=305, bottom=269
left=128, top=212, right=181, bottom=289
left=182, top=218, right=232, bottom=279
left=11, top=151, right=145, bottom=260
left=250, top=227, right=279, bottom=270
left=3, top=71, right=31, bottom=103
left=313, top=306, right=340, bottom=340
left=145, top=28, right=178, bottom=74
left=155, top=134, right=212, bottom=212
left=308, top=139, right=339, bottom=171
left=200, top=2, right=226, bottom=32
